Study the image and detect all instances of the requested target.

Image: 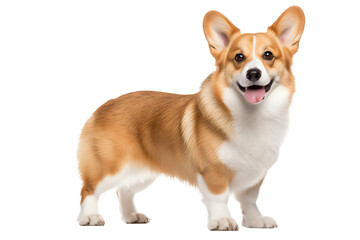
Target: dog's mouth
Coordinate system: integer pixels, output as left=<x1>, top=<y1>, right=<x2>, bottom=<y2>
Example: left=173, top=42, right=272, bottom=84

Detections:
left=236, top=79, right=274, bottom=104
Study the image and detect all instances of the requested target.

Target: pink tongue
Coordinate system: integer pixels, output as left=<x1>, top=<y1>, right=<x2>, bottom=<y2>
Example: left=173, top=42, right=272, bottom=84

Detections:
left=244, top=88, right=265, bottom=103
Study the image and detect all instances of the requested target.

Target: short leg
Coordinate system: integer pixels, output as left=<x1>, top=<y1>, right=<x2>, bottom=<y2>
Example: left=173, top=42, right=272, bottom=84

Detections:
left=78, top=195, right=105, bottom=226
left=235, top=183, right=277, bottom=228
left=117, top=178, right=155, bottom=224
left=197, top=175, right=238, bottom=231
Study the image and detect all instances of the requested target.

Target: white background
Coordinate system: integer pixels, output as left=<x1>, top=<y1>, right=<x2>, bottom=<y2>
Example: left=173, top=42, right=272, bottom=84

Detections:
left=1, top=0, right=359, bottom=239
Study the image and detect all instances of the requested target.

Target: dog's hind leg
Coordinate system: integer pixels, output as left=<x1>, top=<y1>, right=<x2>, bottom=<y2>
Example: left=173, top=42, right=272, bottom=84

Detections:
left=78, top=193, right=105, bottom=226
left=117, top=177, right=156, bottom=224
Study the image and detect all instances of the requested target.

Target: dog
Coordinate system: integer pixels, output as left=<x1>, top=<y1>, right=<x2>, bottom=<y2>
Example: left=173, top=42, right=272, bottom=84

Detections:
left=77, top=6, right=305, bottom=230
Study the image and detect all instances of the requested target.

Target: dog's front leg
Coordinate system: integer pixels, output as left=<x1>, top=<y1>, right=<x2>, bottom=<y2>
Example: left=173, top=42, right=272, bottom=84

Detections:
left=235, top=180, right=277, bottom=228
left=197, top=174, right=238, bottom=231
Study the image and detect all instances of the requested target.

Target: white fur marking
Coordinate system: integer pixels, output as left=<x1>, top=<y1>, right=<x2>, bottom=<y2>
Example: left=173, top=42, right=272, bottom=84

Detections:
left=197, top=175, right=238, bottom=230
left=236, top=185, right=277, bottom=228
left=78, top=195, right=105, bottom=226
left=219, top=85, right=291, bottom=192
left=94, top=164, right=156, bottom=197
left=117, top=178, right=154, bottom=223
left=181, top=103, right=195, bottom=146
left=253, top=35, right=256, bottom=58
left=80, top=195, right=99, bottom=217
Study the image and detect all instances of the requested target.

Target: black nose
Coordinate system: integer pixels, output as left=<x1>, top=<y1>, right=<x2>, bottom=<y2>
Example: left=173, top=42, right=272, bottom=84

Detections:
left=246, top=68, right=262, bottom=82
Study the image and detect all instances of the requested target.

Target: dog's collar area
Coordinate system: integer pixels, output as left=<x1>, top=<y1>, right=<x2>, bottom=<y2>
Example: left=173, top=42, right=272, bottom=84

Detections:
left=236, top=79, right=274, bottom=93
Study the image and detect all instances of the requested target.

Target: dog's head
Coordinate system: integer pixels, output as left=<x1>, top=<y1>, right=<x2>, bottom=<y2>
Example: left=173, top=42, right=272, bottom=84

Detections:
left=203, top=6, right=305, bottom=104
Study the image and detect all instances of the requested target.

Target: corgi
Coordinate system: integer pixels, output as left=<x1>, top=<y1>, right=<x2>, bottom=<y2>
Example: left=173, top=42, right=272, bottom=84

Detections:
left=77, top=6, right=305, bottom=230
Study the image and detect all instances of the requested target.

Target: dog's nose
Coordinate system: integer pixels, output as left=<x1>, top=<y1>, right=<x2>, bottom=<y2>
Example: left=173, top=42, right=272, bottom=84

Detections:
left=246, top=68, right=262, bottom=82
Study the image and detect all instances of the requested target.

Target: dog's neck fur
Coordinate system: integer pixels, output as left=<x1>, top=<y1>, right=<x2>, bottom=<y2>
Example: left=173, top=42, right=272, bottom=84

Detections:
left=196, top=72, right=234, bottom=138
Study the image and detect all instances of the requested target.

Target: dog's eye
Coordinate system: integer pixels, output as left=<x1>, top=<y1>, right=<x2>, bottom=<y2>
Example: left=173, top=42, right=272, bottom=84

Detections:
left=235, top=53, right=245, bottom=63
left=263, top=51, right=274, bottom=61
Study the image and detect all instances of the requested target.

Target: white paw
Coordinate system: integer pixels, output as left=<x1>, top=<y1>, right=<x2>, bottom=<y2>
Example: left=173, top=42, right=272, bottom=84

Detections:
left=242, top=216, right=277, bottom=228
left=123, top=213, right=150, bottom=224
left=79, top=214, right=105, bottom=226
left=208, top=218, right=239, bottom=231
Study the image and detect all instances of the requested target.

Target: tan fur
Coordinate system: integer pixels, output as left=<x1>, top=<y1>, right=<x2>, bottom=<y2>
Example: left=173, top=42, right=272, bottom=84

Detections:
left=78, top=6, right=305, bottom=203
left=78, top=88, right=234, bottom=202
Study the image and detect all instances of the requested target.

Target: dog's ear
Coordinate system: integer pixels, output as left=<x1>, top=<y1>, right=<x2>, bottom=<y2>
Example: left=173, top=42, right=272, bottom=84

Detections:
left=268, top=6, right=305, bottom=55
left=203, top=11, right=240, bottom=58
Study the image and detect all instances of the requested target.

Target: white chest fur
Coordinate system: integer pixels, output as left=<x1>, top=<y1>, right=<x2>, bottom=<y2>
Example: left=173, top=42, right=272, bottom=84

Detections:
left=218, top=85, right=291, bottom=193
